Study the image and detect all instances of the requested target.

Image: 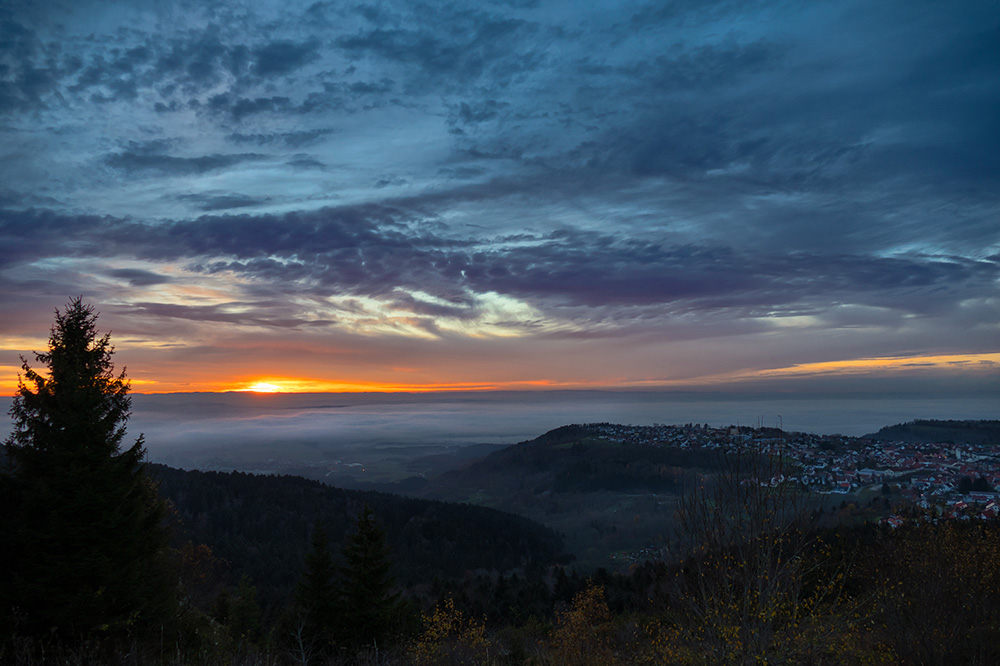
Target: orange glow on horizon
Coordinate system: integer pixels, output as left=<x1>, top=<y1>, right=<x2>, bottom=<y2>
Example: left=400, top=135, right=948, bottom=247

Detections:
left=240, top=382, right=283, bottom=393
left=1, top=352, right=996, bottom=396
left=667, top=351, right=1000, bottom=388
left=116, top=351, right=1000, bottom=394
left=198, top=378, right=568, bottom=394
left=749, top=352, right=1000, bottom=379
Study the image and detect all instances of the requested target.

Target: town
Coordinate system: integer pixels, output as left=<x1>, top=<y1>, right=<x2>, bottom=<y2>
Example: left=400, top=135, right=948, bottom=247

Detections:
left=589, top=421, right=1000, bottom=524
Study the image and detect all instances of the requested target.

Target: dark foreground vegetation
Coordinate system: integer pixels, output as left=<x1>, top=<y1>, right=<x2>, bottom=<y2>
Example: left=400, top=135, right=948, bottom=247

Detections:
left=3, top=300, right=1000, bottom=665
left=148, top=464, right=569, bottom=617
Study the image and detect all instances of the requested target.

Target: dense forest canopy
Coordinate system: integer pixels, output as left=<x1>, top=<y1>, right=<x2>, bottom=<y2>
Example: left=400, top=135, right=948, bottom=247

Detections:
left=150, top=464, right=569, bottom=613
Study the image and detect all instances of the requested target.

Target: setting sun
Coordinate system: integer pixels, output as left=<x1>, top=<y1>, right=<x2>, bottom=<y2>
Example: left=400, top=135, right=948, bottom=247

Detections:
left=245, top=382, right=282, bottom=393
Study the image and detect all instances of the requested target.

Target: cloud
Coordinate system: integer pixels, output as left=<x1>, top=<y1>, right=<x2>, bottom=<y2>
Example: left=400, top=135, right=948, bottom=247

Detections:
left=153, top=31, right=244, bottom=89
left=123, top=301, right=334, bottom=329
left=286, top=156, right=325, bottom=169
left=3, top=206, right=996, bottom=336
left=208, top=93, right=292, bottom=119
left=107, top=268, right=171, bottom=286
left=227, top=128, right=335, bottom=147
left=253, top=39, right=319, bottom=76
left=388, top=291, right=477, bottom=320
left=335, top=7, right=541, bottom=88
left=104, top=141, right=266, bottom=176
left=625, top=0, right=777, bottom=31
left=173, top=193, right=273, bottom=211
left=0, top=17, right=57, bottom=112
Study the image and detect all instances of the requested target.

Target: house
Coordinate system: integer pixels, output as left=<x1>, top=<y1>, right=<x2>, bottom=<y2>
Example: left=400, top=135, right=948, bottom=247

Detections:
left=857, top=468, right=882, bottom=483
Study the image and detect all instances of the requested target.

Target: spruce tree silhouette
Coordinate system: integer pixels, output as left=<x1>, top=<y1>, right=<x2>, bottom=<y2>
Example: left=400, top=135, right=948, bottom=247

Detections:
left=338, top=505, right=402, bottom=649
left=291, top=524, right=339, bottom=659
left=2, top=298, right=174, bottom=640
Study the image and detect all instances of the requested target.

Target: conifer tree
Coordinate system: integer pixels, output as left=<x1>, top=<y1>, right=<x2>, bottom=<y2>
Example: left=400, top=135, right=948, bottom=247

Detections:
left=292, top=524, right=339, bottom=656
left=2, top=298, right=175, bottom=639
left=338, top=505, right=402, bottom=649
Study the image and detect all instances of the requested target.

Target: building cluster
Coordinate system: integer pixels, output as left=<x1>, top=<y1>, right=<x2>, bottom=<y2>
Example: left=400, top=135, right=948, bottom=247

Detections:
left=587, top=422, right=1000, bottom=523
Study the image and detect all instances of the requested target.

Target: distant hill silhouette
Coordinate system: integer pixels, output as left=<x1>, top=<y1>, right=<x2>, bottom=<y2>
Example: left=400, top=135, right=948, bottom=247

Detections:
left=409, top=425, right=725, bottom=568
left=864, top=419, right=1000, bottom=445
left=422, top=424, right=718, bottom=499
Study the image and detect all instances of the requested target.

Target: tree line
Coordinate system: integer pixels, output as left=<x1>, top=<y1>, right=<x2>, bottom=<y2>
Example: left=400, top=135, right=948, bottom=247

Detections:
left=149, top=464, right=569, bottom=618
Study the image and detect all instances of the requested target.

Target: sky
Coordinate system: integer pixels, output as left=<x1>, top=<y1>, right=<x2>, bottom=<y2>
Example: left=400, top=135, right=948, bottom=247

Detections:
left=0, top=0, right=998, bottom=396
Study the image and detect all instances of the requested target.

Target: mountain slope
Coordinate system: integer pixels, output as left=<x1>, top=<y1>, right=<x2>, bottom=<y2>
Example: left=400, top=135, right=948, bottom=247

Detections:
left=150, top=465, right=569, bottom=612
left=415, top=425, right=723, bottom=568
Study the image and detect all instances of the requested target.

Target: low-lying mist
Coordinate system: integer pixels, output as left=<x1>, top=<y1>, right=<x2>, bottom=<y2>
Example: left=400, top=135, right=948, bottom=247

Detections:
left=3, top=391, right=995, bottom=485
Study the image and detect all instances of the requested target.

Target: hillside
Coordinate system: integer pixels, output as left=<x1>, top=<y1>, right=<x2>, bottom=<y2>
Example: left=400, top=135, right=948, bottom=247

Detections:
left=414, top=424, right=724, bottom=567
left=425, top=424, right=720, bottom=498
left=411, top=418, right=1000, bottom=568
left=150, top=465, right=569, bottom=614
left=864, top=419, right=1000, bottom=445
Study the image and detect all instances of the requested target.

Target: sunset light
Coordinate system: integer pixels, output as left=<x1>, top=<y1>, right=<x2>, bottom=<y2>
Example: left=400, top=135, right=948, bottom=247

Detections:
left=244, top=382, right=283, bottom=393
left=0, top=350, right=969, bottom=396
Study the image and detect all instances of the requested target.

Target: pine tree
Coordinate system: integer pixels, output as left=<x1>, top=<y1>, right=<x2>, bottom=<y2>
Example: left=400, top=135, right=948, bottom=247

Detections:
left=227, top=575, right=262, bottom=643
left=338, top=505, right=402, bottom=649
left=2, top=298, right=175, bottom=640
left=291, top=524, right=339, bottom=657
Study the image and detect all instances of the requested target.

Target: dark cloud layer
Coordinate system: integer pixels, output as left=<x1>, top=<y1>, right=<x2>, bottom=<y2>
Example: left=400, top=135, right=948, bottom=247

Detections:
left=0, top=0, right=997, bottom=391
left=107, top=268, right=171, bottom=287
left=105, top=144, right=267, bottom=176
left=2, top=207, right=995, bottom=332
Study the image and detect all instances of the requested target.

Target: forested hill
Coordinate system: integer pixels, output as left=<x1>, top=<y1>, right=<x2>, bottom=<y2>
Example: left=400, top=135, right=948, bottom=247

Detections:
left=149, top=465, right=569, bottom=612
left=424, top=423, right=718, bottom=500
left=864, top=419, right=1000, bottom=445
left=412, top=424, right=723, bottom=568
